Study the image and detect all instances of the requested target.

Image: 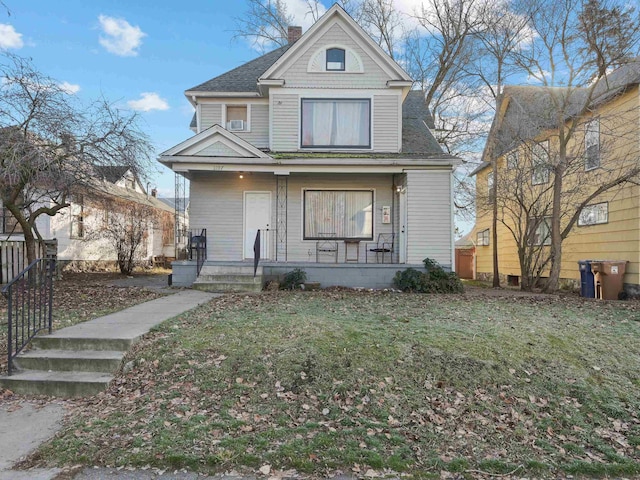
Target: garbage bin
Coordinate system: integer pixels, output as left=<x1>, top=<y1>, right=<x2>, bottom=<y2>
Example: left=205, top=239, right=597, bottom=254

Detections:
left=578, top=260, right=595, bottom=298
left=590, top=261, right=627, bottom=300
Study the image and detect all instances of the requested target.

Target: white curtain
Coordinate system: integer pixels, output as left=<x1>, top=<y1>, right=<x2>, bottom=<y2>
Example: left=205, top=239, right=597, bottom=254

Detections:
left=302, top=100, right=369, bottom=147
left=305, top=190, right=373, bottom=239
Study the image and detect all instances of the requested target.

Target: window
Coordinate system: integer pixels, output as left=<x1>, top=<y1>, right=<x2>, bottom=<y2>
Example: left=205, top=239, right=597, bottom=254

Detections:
left=529, top=217, right=551, bottom=246
left=487, top=172, right=494, bottom=204
left=578, top=202, right=608, bottom=226
left=326, top=48, right=345, bottom=71
left=585, top=118, right=600, bottom=170
left=304, top=190, right=373, bottom=240
left=532, top=141, right=550, bottom=185
left=70, top=197, right=84, bottom=239
left=507, top=151, right=518, bottom=169
left=1, top=207, right=22, bottom=234
left=226, top=105, right=248, bottom=131
left=301, top=99, right=370, bottom=148
left=476, top=229, right=489, bottom=246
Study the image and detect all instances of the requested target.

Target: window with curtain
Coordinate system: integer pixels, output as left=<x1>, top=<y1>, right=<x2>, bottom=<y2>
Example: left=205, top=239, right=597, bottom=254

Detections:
left=304, top=190, right=373, bottom=240
left=301, top=99, right=370, bottom=148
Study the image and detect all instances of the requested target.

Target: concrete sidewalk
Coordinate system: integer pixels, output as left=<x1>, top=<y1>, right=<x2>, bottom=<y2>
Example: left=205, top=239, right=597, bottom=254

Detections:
left=43, top=289, right=216, bottom=343
left=0, top=288, right=218, bottom=479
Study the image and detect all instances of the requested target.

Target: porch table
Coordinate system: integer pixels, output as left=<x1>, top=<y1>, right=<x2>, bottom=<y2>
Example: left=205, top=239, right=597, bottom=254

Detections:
left=344, top=239, right=360, bottom=263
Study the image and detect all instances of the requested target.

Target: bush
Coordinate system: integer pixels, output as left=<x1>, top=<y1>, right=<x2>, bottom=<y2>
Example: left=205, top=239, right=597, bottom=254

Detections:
left=281, top=268, right=307, bottom=290
left=393, top=258, right=464, bottom=294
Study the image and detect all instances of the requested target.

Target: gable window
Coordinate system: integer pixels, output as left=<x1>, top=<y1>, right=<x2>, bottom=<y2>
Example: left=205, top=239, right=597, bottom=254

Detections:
left=326, top=48, right=345, bottom=71
left=578, top=202, right=608, bottom=226
left=585, top=118, right=600, bottom=170
left=476, top=229, right=489, bottom=246
left=226, top=105, right=248, bottom=132
left=528, top=217, right=551, bottom=246
left=532, top=141, right=550, bottom=185
left=304, top=190, right=373, bottom=240
left=507, top=151, right=518, bottom=169
left=301, top=99, right=370, bottom=148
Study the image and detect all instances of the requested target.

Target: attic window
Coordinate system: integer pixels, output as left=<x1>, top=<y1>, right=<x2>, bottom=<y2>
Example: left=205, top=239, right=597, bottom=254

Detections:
left=326, top=48, right=345, bottom=71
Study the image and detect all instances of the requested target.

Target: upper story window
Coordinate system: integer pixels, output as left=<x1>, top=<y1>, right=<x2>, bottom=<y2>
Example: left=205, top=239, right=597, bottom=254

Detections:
left=226, top=105, right=248, bottom=132
left=532, top=141, right=550, bottom=185
left=487, top=172, right=494, bottom=204
left=585, top=118, right=600, bottom=171
left=301, top=99, right=370, bottom=149
left=476, top=229, right=489, bottom=246
left=326, top=48, right=345, bottom=71
left=578, top=202, right=608, bottom=226
left=507, top=151, right=518, bottom=169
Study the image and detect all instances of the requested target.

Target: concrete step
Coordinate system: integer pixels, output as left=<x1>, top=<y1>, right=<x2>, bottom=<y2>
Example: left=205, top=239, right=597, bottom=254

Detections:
left=0, top=370, right=113, bottom=397
left=192, top=281, right=263, bottom=293
left=195, top=274, right=262, bottom=284
left=199, top=264, right=263, bottom=276
left=14, top=350, right=124, bottom=373
left=31, top=335, right=133, bottom=352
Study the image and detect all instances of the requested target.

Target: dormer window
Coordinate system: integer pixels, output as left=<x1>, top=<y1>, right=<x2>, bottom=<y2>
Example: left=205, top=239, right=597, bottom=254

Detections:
left=326, top=48, right=345, bottom=71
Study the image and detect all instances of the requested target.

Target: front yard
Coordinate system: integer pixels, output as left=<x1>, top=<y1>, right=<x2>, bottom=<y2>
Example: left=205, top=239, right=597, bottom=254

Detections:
left=27, top=290, right=640, bottom=477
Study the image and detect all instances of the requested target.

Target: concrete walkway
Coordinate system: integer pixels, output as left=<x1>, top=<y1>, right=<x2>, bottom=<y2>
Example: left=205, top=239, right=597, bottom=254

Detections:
left=0, top=288, right=218, bottom=479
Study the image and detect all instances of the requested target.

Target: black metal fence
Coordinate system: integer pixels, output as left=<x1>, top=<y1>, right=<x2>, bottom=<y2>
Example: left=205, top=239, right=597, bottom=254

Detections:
left=3, top=258, right=55, bottom=375
left=188, top=228, right=207, bottom=275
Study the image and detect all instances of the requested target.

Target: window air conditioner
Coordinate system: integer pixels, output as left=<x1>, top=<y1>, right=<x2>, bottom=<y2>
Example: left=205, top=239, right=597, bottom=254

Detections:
left=229, top=120, right=245, bottom=131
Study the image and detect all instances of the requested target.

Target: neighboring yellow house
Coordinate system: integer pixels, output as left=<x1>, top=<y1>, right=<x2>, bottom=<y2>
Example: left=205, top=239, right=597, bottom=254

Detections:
left=472, top=60, right=640, bottom=294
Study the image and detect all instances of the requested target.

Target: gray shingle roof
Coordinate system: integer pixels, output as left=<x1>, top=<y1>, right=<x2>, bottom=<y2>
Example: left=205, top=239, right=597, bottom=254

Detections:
left=186, top=44, right=292, bottom=94
left=93, top=165, right=130, bottom=184
left=401, top=90, right=444, bottom=155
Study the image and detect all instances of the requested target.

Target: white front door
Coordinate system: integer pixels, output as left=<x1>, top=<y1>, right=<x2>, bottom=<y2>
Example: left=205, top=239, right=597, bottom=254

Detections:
left=399, top=190, right=407, bottom=263
left=244, top=192, right=271, bottom=259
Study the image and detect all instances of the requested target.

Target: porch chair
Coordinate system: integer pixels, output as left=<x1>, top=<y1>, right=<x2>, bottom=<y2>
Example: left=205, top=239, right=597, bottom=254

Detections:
left=316, top=233, right=338, bottom=263
left=365, top=233, right=395, bottom=263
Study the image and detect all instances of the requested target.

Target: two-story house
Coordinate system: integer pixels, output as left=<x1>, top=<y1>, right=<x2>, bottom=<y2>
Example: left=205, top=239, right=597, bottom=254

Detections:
left=160, top=4, right=460, bottom=290
left=472, top=59, right=640, bottom=295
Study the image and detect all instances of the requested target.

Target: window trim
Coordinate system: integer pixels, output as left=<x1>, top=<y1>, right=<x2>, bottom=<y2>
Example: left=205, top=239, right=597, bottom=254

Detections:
left=302, top=189, right=374, bottom=241
left=326, top=48, right=346, bottom=71
left=300, top=98, right=372, bottom=149
left=585, top=117, right=600, bottom=171
left=476, top=229, right=490, bottom=246
left=578, top=201, right=608, bottom=227
left=532, top=141, right=550, bottom=185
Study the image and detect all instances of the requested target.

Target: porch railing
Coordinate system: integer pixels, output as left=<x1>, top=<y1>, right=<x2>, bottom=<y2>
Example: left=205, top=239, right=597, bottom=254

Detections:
left=188, top=229, right=207, bottom=275
left=3, top=258, right=55, bottom=376
left=0, top=240, right=48, bottom=284
left=253, top=228, right=271, bottom=276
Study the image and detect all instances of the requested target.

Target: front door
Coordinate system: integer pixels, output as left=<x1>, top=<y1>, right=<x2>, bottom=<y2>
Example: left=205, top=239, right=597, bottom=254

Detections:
left=244, top=192, right=271, bottom=260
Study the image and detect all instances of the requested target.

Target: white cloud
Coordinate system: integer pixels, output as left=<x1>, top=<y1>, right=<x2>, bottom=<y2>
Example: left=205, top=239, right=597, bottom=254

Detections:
left=98, top=15, right=146, bottom=57
left=59, top=81, right=80, bottom=94
left=0, top=24, right=24, bottom=50
left=127, top=92, right=169, bottom=112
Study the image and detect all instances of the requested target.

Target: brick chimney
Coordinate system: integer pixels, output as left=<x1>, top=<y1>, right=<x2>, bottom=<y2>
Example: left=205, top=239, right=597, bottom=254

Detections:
left=288, top=26, right=302, bottom=44
left=151, top=188, right=157, bottom=197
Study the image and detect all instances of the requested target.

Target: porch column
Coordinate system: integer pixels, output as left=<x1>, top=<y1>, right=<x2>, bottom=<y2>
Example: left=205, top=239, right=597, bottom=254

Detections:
left=275, top=174, right=288, bottom=261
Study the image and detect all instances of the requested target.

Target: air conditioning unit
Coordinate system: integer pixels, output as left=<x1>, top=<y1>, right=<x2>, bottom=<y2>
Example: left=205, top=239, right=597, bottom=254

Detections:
left=228, top=120, right=245, bottom=131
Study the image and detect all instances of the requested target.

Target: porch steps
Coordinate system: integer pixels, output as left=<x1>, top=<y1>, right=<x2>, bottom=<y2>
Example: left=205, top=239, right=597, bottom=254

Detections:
left=193, top=264, right=264, bottom=293
left=13, top=349, right=124, bottom=373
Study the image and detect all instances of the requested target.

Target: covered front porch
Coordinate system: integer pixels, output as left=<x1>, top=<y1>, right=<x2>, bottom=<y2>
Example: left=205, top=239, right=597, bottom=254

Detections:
left=171, top=260, right=420, bottom=290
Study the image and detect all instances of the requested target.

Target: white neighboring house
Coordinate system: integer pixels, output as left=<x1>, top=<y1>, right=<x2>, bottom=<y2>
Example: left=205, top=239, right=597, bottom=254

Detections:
left=0, top=166, right=175, bottom=268
left=159, top=4, right=460, bottom=289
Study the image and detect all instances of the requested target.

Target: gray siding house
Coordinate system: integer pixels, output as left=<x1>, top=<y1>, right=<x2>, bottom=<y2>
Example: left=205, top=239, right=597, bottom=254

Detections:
left=160, top=4, right=459, bottom=290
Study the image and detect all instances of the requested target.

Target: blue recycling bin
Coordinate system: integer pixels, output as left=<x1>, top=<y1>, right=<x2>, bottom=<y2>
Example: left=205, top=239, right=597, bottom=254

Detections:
left=578, top=260, right=595, bottom=298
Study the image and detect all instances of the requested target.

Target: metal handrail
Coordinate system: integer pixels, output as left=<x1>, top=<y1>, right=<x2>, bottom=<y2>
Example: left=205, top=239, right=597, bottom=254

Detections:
left=189, top=228, right=207, bottom=275
left=3, top=258, right=55, bottom=376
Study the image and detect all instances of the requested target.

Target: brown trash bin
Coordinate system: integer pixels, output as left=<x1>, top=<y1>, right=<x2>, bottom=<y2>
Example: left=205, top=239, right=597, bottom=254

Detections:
left=590, top=261, right=627, bottom=300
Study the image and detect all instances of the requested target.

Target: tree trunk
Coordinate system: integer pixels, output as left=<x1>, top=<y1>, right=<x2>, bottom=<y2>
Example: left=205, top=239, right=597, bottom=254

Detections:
left=545, top=166, right=564, bottom=292
left=491, top=160, right=500, bottom=287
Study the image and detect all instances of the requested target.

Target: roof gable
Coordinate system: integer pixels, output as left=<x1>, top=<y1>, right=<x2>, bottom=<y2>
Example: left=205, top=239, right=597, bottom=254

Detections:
left=259, top=4, right=411, bottom=84
left=160, top=125, right=271, bottom=159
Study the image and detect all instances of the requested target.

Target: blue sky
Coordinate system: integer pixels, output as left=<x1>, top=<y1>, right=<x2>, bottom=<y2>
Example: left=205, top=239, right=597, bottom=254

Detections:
left=0, top=1, right=347, bottom=196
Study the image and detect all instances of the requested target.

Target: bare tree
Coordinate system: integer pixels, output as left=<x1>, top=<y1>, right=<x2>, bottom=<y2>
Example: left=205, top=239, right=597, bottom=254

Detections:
left=232, top=0, right=295, bottom=50
left=359, top=0, right=401, bottom=58
left=0, top=54, right=153, bottom=264
left=511, top=0, right=640, bottom=291
left=89, top=195, right=159, bottom=275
